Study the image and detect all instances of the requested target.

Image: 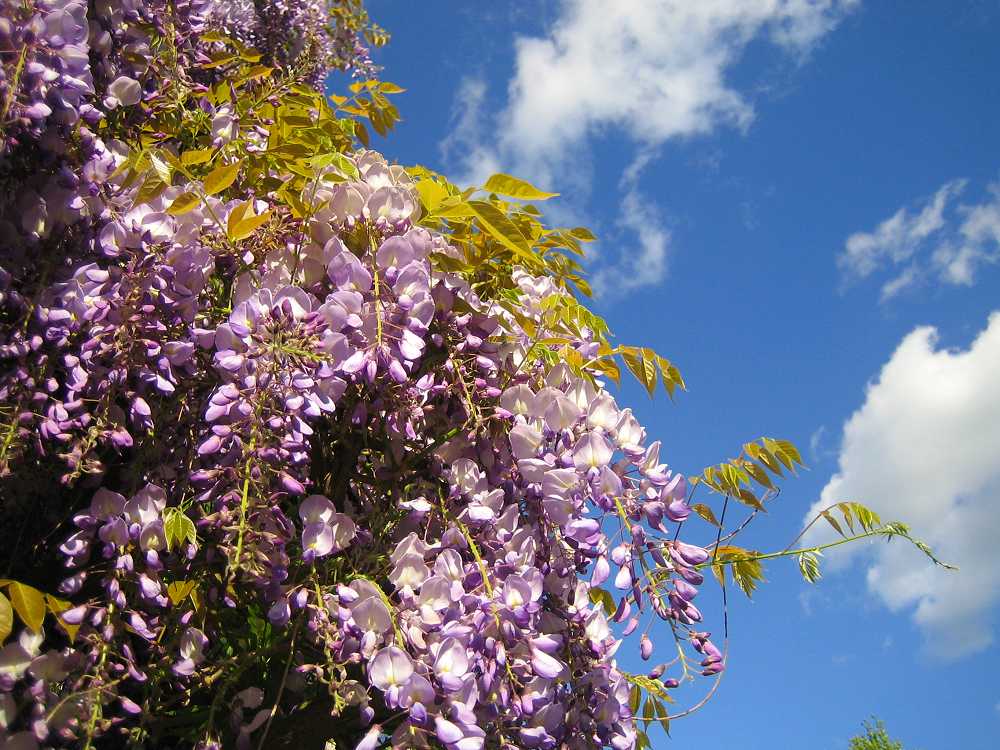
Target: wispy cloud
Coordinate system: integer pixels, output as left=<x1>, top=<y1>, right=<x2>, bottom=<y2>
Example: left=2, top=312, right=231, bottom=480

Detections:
left=838, top=178, right=1000, bottom=301
left=439, top=76, right=502, bottom=187
left=590, top=150, right=672, bottom=297
left=805, top=313, right=1000, bottom=661
left=443, top=0, right=859, bottom=292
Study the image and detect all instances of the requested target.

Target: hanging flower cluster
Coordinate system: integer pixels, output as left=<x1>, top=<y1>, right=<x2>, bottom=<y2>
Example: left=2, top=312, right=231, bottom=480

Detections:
left=0, top=1, right=937, bottom=749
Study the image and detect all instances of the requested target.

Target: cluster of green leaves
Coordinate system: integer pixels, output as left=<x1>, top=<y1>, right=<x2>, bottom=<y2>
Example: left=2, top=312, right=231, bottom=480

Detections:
left=626, top=673, right=674, bottom=747
left=327, top=0, right=390, bottom=69
left=0, top=579, right=78, bottom=643
left=409, top=167, right=687, bottom=396
left=710, top=545, right=766, bottom=598
left=694, top=437, right=803, bottom=512
left=331, top=79, right=404, bottom=146
left=109, top=30, right=390, bottom=232
left=700, top=495, right=957, bottom=600
left=850, top=719, right=905, bottom=750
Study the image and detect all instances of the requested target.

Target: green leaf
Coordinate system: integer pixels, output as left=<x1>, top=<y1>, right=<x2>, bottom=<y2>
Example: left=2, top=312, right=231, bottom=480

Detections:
left=167, top=580, right=198, bottom=606
left=133, top=176, right=167, bottom=207
left=732, top=557, right=764, bottom=598
left=45, top=594, right=79, bottom=642
left=467, top=200, right=537, bottom=265
left=798, top=551, right=822, bottom=584
left=641, top=697, right=656, bottom=721
left=691, top=503, right=721, bottom=527
left=229, top=209, right=272, bottom=242
left=226, top=200, right=252, bottom=235
left=482, top=173, right=558, bottom=201
left=309, top=151, right=360, bottom=180
left=621, top=348, right=656, bottom=396
left=164, top=509, right=197, bottom=551
left=203, top=160, right=242, bottom=195
left=629, top=685, right=642, bottom=714
left=8, top=582, right=45, bottom=633
left=149, top=153, right=172, bottom=184
left=180, top=148, right=214, bottom=167
left=234, top=64, right=272, bottom=86
left=166, top=191, right=200, bottom=216
left=588, top=587, right=617, bottom=618
left=433, top=198, right=477, bottom=219
left=355, top=120, right=371, bottom=148
left=415, top=179, right=450, bottom=213
left=0, top=592, right=12, bottom=643
left=821, top=509, right=844, bottom=537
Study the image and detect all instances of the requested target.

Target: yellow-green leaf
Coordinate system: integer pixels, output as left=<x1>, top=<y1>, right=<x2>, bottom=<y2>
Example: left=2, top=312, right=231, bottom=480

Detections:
left=201, top=53, right=238, bottom=69
left=226, top=200, right=252, bottom=237
left=164, top=509, right=197, bottom=551
left=234, top=64, right=272, bottom=86
left=181, top=148, right=214, bottom=167
left=821, top=510, right=844, bottom=537
left=0, top=592, right=12, bottom=643
left=166, top=191, right=200, bottom=216
left=45, top=595, right=79, bottom=642
left=691, top=503, right=721, bottom=527
left=133, top=176, right=166, bottom=207
left=230, top=209, right=272, bottom=242
left=467, top=200, right=536, bottom=265
left=167, top=580, right=198, bottom=606
left=416, top=179, right=449, bottom=213
left=149, top=153, right=172, bottom=184
left=8, top=582, right=45, bottom=633
left=355, top=120, right=371, bottom=148
left=483, top=173, right=558, bottom=201
left=433, top=198, right=476, bottom=219
left=203, top=160, right=242, bottom=195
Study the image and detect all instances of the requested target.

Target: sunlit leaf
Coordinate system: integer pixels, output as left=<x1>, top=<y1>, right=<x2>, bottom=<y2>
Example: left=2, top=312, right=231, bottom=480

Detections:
left=8, top=582, right=45, bottom=633
left=181, top=149, right=214, bottom=167
left=230, top=209, right=272, bottom=242
left=691, top=503, right=721, bottom=527
left=45, top=595, right=79, bottom=641
left=0, top=592, right=11, bottom=643
left=166, top=191, right=200, bottom=216
left=482, top=173, right=558, bottom=201
left=164, top=509, right=197, bottom=551
left=167, top=580, right=198, bottom=606
left=203, top=160, right=242, bottom=195
left=415, top=179, right=449, bottom=212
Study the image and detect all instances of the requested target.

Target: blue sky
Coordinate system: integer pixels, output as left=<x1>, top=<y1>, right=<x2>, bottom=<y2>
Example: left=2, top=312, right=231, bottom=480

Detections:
left=349, top=2, right=1000, bottom=747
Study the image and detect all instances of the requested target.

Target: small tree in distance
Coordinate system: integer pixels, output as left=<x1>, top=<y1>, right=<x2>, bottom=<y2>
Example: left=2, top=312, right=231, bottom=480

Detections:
left=850, top=719, right=904, bottom=750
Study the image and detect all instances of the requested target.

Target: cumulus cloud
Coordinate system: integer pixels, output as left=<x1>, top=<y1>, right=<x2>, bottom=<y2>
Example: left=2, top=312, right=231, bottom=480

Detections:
left=805, top=313, right=1000, bottom=660
left=443, top=0, right=858, bottom=291
left=838, top=179, right=1000, bottom=300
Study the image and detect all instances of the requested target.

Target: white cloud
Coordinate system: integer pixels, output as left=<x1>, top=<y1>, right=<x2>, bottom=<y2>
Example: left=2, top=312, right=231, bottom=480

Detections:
left=809, top=424, right=838, bottom=463
left=439, top=76, right=503, bottom=188
left=838, top=179, right=1000, bottom=300
left=590, top=150, right=672, bottom=296
left=444, top=0, right=858, bottom=291
left=805, top=313, right=1000, bottom=661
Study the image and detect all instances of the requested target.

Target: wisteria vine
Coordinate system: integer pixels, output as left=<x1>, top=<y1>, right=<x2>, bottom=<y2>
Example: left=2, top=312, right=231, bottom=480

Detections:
left=0, top=2, right=952, bottom=749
